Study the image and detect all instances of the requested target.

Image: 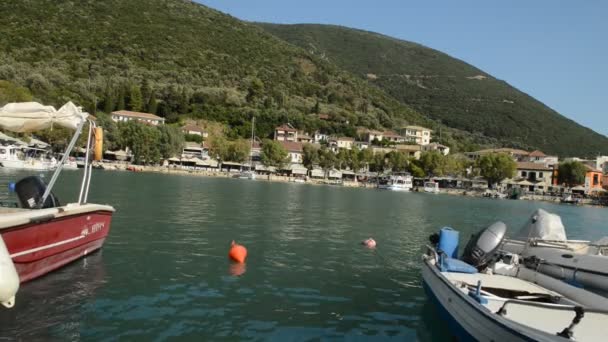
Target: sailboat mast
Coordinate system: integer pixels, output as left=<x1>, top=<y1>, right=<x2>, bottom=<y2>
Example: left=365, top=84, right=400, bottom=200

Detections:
left=249, top=116, right=254, bottom=169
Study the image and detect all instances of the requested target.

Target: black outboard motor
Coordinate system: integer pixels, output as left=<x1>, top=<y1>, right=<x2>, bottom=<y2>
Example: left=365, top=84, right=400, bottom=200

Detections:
left=15, top=176, right=60, bottom=209
left=462, top=221, right=507, bottom=270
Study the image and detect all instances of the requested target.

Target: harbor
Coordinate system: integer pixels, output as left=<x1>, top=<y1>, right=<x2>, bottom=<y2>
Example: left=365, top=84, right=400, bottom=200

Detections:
left=1, top=170, right=607, bottom=340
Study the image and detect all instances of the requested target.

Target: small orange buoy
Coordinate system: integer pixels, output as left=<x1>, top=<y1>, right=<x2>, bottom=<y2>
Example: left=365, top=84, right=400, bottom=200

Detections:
left=229, top=240, right=247, bottom=263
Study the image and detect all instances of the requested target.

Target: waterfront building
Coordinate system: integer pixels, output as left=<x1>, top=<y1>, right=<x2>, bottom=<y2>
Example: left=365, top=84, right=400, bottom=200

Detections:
left=584, top=165, right=604, bottom=193
left=403, top=125, right=432, bottom=146
left=279, top=141, right=304, bottom=164
left=182, top=142, right=207, bottom=159
left=527, top=150, right=558, bottom=168
left=596, top=156, right=608, bottom=173
left=111, top=110, right=165, bottom=126
left=274, top=124, right=298, bottom=142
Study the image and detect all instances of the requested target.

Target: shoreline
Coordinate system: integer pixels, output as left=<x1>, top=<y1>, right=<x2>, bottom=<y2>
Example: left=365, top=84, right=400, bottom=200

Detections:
left=97, top=162, right=604, bottom=208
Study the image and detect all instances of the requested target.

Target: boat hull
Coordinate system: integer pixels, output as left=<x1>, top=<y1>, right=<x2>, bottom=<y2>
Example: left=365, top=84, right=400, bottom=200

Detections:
left=421, top=258, right=561, bottom=342
left=1, top=209, right=113, bottom=283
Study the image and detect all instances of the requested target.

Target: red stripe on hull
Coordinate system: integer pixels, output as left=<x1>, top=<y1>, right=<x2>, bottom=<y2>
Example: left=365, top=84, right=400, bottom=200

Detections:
left=0, top=210, right=113, bottom=283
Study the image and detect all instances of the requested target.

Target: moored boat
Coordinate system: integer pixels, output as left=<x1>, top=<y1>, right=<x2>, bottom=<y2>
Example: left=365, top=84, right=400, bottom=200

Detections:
left=378, top=173, right=413, bottom=191
left=423, top=224, right=608, bottom=341
left=0, top=145, right=57, bottom=171
left=423, top=181, right=439, bottom=193
left=0, top=101, right=115, bottom=308
left=502, top=209, right=608, bottom=295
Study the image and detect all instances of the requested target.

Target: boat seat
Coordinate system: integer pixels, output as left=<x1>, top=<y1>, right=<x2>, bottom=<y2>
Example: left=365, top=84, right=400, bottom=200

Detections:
left=444, top=272, right=559, bottom=297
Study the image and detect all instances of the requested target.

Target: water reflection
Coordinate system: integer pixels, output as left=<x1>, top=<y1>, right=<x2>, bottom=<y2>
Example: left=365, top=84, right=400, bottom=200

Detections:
left=0, top=172, right=607, bottom=340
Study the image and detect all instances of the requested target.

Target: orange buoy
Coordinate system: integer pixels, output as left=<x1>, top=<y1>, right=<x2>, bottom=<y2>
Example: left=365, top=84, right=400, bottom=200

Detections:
left=229, top=240, right=247, bottom=263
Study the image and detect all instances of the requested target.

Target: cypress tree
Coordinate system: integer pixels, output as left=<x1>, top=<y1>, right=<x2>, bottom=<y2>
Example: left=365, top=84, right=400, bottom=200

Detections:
left=116, top=86, right=126, bottom=110
left=147, top=90, right=158, bottom=114
left=128, top=85, right=143, bottom=112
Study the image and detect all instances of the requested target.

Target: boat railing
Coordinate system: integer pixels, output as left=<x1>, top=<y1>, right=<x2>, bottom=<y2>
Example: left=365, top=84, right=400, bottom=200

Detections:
left=40, top=118, right=97, bottom=207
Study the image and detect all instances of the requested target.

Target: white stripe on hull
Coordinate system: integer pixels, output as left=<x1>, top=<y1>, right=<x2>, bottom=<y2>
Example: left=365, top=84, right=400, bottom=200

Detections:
left=9, top=235, right=84, bottom=258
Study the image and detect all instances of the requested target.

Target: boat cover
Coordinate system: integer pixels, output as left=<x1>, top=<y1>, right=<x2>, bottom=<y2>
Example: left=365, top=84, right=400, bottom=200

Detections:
left=0, top=102, right=88, bottom=133
left=514, top=209, right=566, bottom=241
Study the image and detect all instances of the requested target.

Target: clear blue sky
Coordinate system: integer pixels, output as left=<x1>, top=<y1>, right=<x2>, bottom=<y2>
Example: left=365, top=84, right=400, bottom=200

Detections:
left=197, top=0, right=607, bottom=136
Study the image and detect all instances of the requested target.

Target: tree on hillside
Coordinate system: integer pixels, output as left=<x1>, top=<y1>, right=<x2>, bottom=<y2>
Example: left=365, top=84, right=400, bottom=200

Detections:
left=347, top=148, right=362, bottom=172
left=260, top=139, right=289, bottom=168
left=226, top=139, right=250, bottom=163
left=302, top=143, right=319, bottom=170
left=419, top=151, right=445, bottom=177
left=128, top=85, right=143, bottom=112
left=558, top=161, right=587, bottom=187
left=476, top=153, right=516, bottom=187
left=0, top=80, right=33, bottom=105
left=386, top=151, right=408, bottom=172
left=318, top=147, right=336, bottom=177
left=158, top=125, right=185, bottom=159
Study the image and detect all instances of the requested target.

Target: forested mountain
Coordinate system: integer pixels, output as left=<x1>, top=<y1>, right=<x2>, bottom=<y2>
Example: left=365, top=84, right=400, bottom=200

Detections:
left=259, top=23, right=608, bottom=156
left=0, top=0, right=426, bottom=140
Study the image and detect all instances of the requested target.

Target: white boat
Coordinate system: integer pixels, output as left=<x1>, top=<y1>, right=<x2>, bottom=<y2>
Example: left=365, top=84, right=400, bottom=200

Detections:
left=423, top=224, right=608, bottom=341
left=0, top=145, right=57, bottom=171
left=238, top=116, right=256, bottom=180
left=378, top=173, right=412, bottom=191
left=502, top=209, right=608, bottom=295
left=423, top=181, right=439, bottom=193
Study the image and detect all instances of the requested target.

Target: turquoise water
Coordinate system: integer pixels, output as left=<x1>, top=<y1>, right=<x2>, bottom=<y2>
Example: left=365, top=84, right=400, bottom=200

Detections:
left=0, top=170, right=606, bottom=340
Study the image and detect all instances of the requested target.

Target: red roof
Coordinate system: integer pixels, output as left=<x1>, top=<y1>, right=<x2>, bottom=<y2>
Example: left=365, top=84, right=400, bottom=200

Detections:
left=275, top=124, right=296, bottom=132
left=112, top=110, right=164, bottom=121
left=383, top=130, right=402, bottom=138
left=182, top=124, right=204, bottom=133
left=528, top=150, right=547, bottom=157
left=279, top=141, right=303, bottom=153
left=317, top=114, right=330, bottom=120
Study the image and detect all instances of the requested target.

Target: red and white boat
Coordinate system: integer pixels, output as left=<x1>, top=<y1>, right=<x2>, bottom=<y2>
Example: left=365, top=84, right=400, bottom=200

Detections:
left=0, top=102, right=115, bottom=308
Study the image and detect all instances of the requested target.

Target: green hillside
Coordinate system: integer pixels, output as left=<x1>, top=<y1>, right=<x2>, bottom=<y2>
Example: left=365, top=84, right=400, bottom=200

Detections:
left=259, top=23, right=608, bottom=156
left=0, top=0, right=427, bottom=140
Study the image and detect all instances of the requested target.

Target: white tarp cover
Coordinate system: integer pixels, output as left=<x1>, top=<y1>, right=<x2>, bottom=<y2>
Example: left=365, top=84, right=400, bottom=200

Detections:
left=0, top=102, right=88, bottom=132
left=515, top=209, right=567, bottom=241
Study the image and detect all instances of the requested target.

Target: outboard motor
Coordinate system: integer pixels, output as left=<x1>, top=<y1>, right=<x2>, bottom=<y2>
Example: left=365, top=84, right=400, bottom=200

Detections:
left=462, top=222, right=508, bottom=269
left=15, top=176, right=60, bottom=209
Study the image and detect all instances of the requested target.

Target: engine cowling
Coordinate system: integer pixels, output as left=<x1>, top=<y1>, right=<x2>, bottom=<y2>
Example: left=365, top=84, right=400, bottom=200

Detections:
left=462, top=221, right=508, bottom=269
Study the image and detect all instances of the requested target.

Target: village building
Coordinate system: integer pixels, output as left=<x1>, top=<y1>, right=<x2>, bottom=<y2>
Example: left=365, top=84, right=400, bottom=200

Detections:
left=181, top=142, right=207, bottom=159
left=465, top=148, right=530, bottom=161
left=423, top=143, right=450, bottom=156
left=279, top=141, right=304, bottom=164
left=503, top=162, right=554, bottom=193
left=382, top=130, right=405, bottom=143
left=584, top=165, right=604, bottom=193
left=181, top=124, right=208, bottom=138
left=359, top=129, right=384, bottom=143
left=313, top=131, right=328, bottom=143
left=274, top=124, right=298, bottom=142
left=329, top=137, right=354, bottom=151
left=527, top=150, right=558, bottom=168
left=403, top=125, right=432, bottom=146
left=297, top=132, right=313, bottom=144
left=395, top=144, right=422, bottom=159
left=111, top=110, right=165, bottom=126
left=354, top=141, right=370, bottom=150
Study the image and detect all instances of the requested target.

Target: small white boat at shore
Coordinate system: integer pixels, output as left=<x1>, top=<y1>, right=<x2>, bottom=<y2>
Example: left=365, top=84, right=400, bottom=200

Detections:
left=502, top=209, right=608, bottom=295
left=378, top=173, right=412, bottom=191
left=423, top=224, right=608, bottom=341
left=423, top=181, right=439, bottom=193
